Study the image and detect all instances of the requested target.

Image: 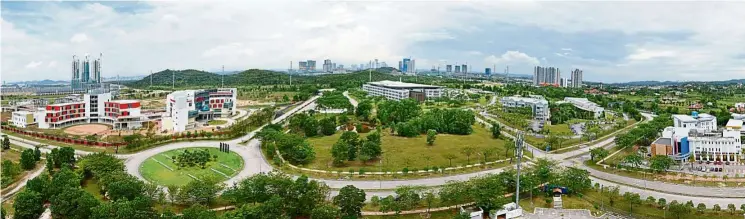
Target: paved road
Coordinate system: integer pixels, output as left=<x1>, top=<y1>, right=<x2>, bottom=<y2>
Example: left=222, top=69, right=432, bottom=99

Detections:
left=342, top=91, right=359, bottom=108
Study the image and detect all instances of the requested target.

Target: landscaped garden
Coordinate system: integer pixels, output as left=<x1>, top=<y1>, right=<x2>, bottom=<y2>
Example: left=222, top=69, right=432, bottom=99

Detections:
left=139, top=147, right=243, bottom=186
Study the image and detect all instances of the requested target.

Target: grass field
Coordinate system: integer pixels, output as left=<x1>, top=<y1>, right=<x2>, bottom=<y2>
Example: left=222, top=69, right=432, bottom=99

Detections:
left=305, top=125, right=509, bottom=171
left=1, top=146, right=23, bottom=162
left=140, top=147, right=244, bottom=186
left=545, top=123, right=572, bottom=134
left=208, top=120, right=228, bottom=126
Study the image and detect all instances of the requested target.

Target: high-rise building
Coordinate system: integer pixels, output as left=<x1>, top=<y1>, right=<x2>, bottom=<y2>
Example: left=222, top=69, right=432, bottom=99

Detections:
left=461, top=64, right=467, bottom=73
left=454, top=65, right=461, bottom=73
left=402, top=58, right=411, bottom=72
left=299, top=61, right=308, bottom=71
left=307, top=60, right=316, bottom=71
left=398, top=61, right=403, bottom=71
left=410, top=59, right=416, bottom=73
left=71, top=54, right=103, bottom=89
left=485, top=68, right=492, bottom=75
left=323, top=59, right=332, bottom=72
left=71, top=55, right=81, bottom=89
left=92, top=54, right=102, bottom=83
left=533, top=66, right=561, bottom=86
left=82, top=55, right=91, bottom=83
left=571, top=68, right=583, bottom=88
left=446, top=65, right=452, bottom=73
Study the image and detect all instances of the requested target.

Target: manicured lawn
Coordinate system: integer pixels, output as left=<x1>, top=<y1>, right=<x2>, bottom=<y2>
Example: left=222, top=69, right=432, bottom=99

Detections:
left=140, top=147, right=244, bottom=186
left=545, top=123, right=572, bottom=134
left=208, top=120, right=228, bottom=126
left=305, top=125, right=509, bottom=171
left=82, top=178, right=105, bottom=201
left=1, top=146, right=22, bottom=162
left=580, top=189, right=745, bottom=219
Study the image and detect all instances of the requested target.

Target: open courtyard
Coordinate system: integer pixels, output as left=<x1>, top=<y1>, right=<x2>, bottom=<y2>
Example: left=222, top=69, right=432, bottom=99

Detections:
left=139, top=147, right=244, bottom=186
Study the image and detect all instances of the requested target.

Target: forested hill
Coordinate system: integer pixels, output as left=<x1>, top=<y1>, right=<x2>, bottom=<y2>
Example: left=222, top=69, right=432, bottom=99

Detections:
left=126, top=69, right=454, bottom=89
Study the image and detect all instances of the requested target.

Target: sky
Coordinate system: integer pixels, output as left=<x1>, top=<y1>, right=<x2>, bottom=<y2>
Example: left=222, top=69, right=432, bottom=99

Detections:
left=3, top=1, right=745, bottom=83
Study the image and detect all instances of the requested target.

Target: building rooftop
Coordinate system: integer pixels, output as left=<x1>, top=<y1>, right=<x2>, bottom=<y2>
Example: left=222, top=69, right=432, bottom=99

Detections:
left=12, top=111, right=33, bottom=115
left=673, top=113, right=715, bottom=122
left=726, top=119, right=743, bottom=128
left=367, top=80, right=441, bottom=89
left=501, top=95, right=548, bottom=105
left=108, top=100, right=140, bottom=104
left=653, top=137, right=672, bottom=146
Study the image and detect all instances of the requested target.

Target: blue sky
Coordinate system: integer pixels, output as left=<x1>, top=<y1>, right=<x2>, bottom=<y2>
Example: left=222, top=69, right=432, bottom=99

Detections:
left=3, top=1, right=745, bottom=83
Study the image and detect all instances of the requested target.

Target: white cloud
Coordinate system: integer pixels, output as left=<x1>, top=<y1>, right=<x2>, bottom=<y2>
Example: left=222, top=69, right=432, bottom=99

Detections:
left=47, top=61, right=58, bottom=68
left=484, top=51, right=540, bottom=66
left=626, top=48, right=676, bottom=61
left=70, top=33, right=89, bottom=43
left=25, top=61, right=43, bottom=69
left=466, top=51, right=483, bottom=56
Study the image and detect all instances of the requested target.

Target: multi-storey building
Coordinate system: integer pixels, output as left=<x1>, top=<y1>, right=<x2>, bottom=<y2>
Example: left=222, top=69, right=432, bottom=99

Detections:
left=570, top=68, right=583, bottom=88
left=461, top=64, right=467, bottom=73
left=563, top=97, right=605, bottom=118
left=500, top=95, right=550, bottom=121
left=446, top=65, right=453, bottom=73
left=654, top=126, right=741, bottom=162
left=323, top=59, right=332, bottom=72
left=22, top=90, right=144, bottom=129
left=307, top=60, right=316, bottom=71
left=162, top=88, right=237, bottom=132
left=11, top=111, right=44, bottom=128
left=362, top=80, right=442, bottom=102
left=673, top=112, right=717, bottom=131
left=454, top=65, right=461, bottom=73
left=533, top=66, right=561, bottom=86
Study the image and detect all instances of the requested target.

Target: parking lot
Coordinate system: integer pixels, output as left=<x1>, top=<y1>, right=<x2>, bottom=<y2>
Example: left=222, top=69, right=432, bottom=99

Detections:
left=683, top=160, right=745, bottom=176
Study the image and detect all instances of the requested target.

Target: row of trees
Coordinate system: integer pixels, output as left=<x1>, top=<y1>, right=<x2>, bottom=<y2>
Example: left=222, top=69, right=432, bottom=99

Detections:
left=316, top=91, right=354, bottom=112
left=288, top=113, right=340, bottom=137
left=1, top=145, right=41, bottom=188
left=173, top=149, right=215, bottom=168
left=614, top=113, right=672, bottom=148
left=599, top=184, right=745, bottom=218
left=331, top=131, right=382, bottom=166
left=550, top=103, right=596, bottom=124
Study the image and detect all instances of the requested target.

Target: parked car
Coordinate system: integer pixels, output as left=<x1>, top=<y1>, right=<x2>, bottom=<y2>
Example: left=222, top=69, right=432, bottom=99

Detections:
left=725, top=161, right=730, bottom=165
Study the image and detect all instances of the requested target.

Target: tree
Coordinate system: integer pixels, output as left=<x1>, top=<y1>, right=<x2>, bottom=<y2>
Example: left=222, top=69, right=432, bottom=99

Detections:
left=696, top=203, right=706, bottom=213
left=339, top=131, right=360, bottom=161
left=355, top=100, right=373, bottom=120
left=310, top=204, right=340, bottom=219
left=740, top=204, right=745, bottom=213
left=728, top=203, right=736, bottom=214
left=424, top=191, right=436, bottom=214
left=359, top=140, right=381, bottom=163
left=287, top=175, right=329, bottom=217
left=481, top=147, right=496, bottom=163
left=622, top=192, right=641, bottom=214
left=461, top=147, right=475, bottom=164
left=50, top=167, right=81, bottom=197
left=589, top=147, right=609, bottom=162
left=331, top=141, right=349, bottom=166
left=20, top=149, right=36, bottom=170
left=13, top=190, right=44, bottom=219
left=34, top=146, right=41, bottom=161
left=714, top=204, right=722, bottom=212
left=504, top=138, right=516, bottom=161
left=560, top=167, right=592, bottom=194
left=1, top=135, right=9, bottom=150
left=90, top=196, right=157, bottom=219
left=51, top=188, right=100, bottom=219
left=669, top=201, right=692, bottom=219
left=604, top=186, right=621, bottom=207
left=490, top=123, right=501, bottom=138
left=1, top=160, right=20, bottom=186
left=320, top=117, right=337, bottom=136
left=622, top=154, right=643, bottom=168
left=657, top=198, right=667, bottom=209
left=426, top=129, right=437, bottom=145
left=443, top=153, right=457, bottom=167
left=107, top=175, right=145, bottom=201
left=650, top=155, right=674, bottom=173
left=470, top=176, right=509, bottom=213
left=181, top=205, right=216, bottom=219
left=25, top=175, right=51, bottom=201
left=178, top=176, right=224, bottom=205
left=333, top=185, right=365, bottom=218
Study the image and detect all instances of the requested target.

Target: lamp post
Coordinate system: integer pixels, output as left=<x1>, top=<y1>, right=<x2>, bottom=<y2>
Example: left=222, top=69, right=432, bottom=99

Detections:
left=515, top=131, right=524, bottom=205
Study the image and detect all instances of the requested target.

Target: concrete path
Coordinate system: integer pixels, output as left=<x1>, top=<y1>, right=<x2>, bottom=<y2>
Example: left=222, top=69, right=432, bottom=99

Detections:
left=342, top=91, right=359, bottom=108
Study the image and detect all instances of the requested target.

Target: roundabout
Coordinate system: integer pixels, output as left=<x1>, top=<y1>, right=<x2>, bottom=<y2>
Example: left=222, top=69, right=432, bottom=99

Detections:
left=139, top=147, right=244, bottom=186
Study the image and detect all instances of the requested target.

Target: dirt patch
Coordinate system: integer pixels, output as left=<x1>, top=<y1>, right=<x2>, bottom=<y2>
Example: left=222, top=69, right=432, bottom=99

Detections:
left=63, top=124, right=111, bottom=136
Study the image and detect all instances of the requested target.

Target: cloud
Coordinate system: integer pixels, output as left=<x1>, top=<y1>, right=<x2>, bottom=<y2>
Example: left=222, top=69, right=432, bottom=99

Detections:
left=70, top=33, right=89, bottom=43
left=47, top=61, right=57, bottom=68
left=626, top=48, right=676, bottom=61
left=25, top=61, right=43, bottom=69
left=484, top=51, right=540, bottom=66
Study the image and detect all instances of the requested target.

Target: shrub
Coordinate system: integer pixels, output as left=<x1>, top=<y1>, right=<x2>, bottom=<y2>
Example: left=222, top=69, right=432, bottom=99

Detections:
left=402, top=167, right=409, bottom=174
left=358, top=168, right=366, bottom=175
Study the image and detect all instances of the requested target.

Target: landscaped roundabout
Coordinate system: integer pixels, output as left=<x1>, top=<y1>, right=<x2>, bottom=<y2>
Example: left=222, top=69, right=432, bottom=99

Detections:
left=139, top=147, right=244, bottom=186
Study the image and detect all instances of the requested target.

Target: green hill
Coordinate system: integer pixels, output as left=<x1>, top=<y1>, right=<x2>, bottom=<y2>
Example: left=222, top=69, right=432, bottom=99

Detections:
left=126, top=69, right=453, bottom=89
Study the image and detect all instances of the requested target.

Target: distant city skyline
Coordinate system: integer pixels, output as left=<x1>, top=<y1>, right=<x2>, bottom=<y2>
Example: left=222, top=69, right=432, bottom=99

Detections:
left=3, top=1, right=745, bottom=83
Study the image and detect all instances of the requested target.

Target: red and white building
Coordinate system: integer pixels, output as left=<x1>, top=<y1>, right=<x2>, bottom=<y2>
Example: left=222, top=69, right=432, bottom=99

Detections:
left=30, top=91, right=145, bottom=130
left=161, top=88, right=237, bottom=133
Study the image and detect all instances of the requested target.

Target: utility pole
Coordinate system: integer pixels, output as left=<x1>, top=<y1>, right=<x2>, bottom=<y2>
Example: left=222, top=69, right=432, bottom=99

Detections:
left=515, top=131, right=524, bottom=206
left=222, top=65, right=225, bottom=88
left=150, top=70, right=153, bottom=87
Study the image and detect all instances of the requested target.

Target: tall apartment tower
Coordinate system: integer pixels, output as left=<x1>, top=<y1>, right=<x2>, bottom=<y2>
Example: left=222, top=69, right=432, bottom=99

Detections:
left=446, top=65, right=453, bottom=73
left=82, top=55, right=91, bottom=83
left=307, top=60, right=316, bottom=71
left=71, top=55, right=81, bottom=89
left=571, top=68, right=583, bottom=88
left=461, top=64, right=468, bottom=73
left=92, top=53, right=102, bottom=83
left=533, top=66, right=561, bottom=86
left=323, top=59, right=332, bottom=72
left=409, top=59, right=416, bottom=73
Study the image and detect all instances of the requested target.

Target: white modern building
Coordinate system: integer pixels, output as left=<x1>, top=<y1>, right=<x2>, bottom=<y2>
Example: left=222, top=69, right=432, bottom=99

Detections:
left=563, top=97, right=604, bottom=118
left=11, top=111, right=44, bottom=128
left=500, top=95, right=550, bottom=121
left=672, top=112, right=717, bottom=131
left=161, top=88, right=237, bottom=133
left=688, top=128, right=741, bottom=162
left=362, top=80, right=442, bottom=101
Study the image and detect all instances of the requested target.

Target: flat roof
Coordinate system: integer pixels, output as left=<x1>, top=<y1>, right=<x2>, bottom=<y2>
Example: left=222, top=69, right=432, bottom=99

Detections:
left=366, top=80, right=441, bottom=89
left=48, top=101, right=85, bottom=107
left=653, top=137, right=672, bottom=146
left=108, top=100, right=139, bottom=104
left=726, top=119, right=743, bottom=127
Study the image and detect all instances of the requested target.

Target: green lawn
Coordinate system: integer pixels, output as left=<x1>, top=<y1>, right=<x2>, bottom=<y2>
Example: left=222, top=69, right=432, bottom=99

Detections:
left=208, top=120, right=228, bottom=126
left=545, top=123, right=571, bottom=134
left=366, top=210, right=460, bottom=218
left=140, top=147, right=244, bottom=186
left=580, top=189, right=745, bottom=219
left=1, top=146, right=22, bottom=162
left=82, top=178, right=105, bottom=201
left=305, top=125, right=509, bottom=172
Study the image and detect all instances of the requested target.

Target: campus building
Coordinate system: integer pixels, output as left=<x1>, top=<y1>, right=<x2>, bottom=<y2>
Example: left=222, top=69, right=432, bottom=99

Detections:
left=362, top=80, right=442, bottom=101
left=11, top=90, right=144, bottom=130
left=161, top=88, right=237, bottom=133
left=672, top=112, right=717, bottom=131
left=562, top=97, right=605, bottom=118
left=500, top=95, right=550, bottom=121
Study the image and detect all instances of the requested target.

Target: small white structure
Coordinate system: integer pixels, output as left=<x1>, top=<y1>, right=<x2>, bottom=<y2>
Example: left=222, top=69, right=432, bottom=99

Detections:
left=11, top=111, right=43, bottom=128
left=673, top=112, right=717, bottom=131
left=500, top=95, right=550, bottom=121
left=459, top=206, right=484, bottom=219
left=491, top=202, right=523, bottom=219
left=162, top=88, right=237, bottom=133
left=563, top=97, right=604, bottom=118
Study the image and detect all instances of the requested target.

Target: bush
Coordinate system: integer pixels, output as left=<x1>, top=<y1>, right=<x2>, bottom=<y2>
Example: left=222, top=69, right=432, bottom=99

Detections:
left=358, top=168, right=365, bottom=175
left=371, top=196, right=381, bottom=207
left=402, top=167, right=409, bottom=174
left=432, top=166, right=439, bottom=172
